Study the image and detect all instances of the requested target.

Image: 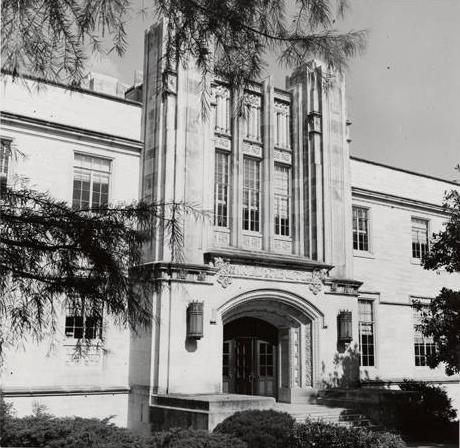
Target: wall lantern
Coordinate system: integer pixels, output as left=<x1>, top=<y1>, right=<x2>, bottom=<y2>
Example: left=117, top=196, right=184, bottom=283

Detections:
left=337, top=311, right=353, bottom=342
left=187, top=301, right=204, bottom=340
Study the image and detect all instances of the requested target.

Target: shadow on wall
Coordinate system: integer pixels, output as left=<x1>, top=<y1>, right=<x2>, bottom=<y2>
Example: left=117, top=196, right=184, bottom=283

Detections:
left=321, top=343, right=360, bottom=389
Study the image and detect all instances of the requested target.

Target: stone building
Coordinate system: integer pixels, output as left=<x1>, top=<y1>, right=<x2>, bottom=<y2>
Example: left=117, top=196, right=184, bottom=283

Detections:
left=1, top=22, right=459, bottom=431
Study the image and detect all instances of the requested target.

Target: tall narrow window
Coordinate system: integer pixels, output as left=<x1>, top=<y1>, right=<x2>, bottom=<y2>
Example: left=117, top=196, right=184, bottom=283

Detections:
left=242, top=157, right=261, bottom=232
left=352, top=206, right=369, bottom=251
left=65, top=298, right=102, bottom=339
left=413, top=306, right=435, bottom=366
left=0, top=138, right=10, bottom=196
left=412, top=218, right=429, bottom=259
left=358, top=300, right=375, bottom=367
left=72, top=154, right=111, bottom=211
left=274, top=164, right=291, bottom=236
left=214, top=151, right=230, bottom=227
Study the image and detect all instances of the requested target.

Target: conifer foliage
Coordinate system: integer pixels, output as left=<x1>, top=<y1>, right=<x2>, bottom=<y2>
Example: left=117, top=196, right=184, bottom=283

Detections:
left=418, top=186, right=460, bottom=375
left=1, top=0, right=366, bottom=88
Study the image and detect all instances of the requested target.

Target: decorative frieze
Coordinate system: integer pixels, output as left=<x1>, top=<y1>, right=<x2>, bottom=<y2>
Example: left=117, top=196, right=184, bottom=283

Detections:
left=273, top=238, right=292, bottom=254
left=215, top=136, right=231, bottom=151
left=242, top=234, right=263, bottom=250
left=214, top=230, right=230, bottom=247
left=208, top=257, right=328, bottom=294
left=273, top=149, right=292, bottom=165
left=242, top=142, right=263, bottom=159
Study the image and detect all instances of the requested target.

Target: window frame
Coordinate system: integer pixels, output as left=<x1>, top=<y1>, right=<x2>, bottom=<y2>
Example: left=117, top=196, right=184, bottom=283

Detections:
left=352, top=205, right=372, bottom=255
left=358, top=299, right=376, bottom=368
left=0, top=137, right=12, bottom=196
left=72, top=152, right=112, bottom=212
left=412, top=302, right=436, bottom=368
left=214, top=150, right=231, bottom=228
left=64, top=298, right=103, bottom=340
left=411, top=217, right=429, bottom=262
left=242, top=156, right=262, bottom=233
left=273, top=163, right=292, bottom=237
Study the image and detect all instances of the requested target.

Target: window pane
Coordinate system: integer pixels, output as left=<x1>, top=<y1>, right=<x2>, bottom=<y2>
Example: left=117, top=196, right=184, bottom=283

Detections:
left=274, top=164, right=291, bottom=236
left=352, top=207, right=369, bottom=251
left=242, top=158, right=260, bottom=231
left=214, top=152, right=230, bottom=227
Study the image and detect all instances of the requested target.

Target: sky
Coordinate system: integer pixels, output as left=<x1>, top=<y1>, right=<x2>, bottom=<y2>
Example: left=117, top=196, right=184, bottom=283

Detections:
left=90, top=0, right=460, bottom=182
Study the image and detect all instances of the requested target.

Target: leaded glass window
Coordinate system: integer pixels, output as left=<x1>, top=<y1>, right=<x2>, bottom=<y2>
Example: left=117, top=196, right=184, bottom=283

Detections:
left=242, top=157, right=261, bottom=231
left=65, top=298, right=102, bottom=339
left=353, top=206, right=369, bottom=251
left=358, top=300, right=375, bottom=367
left=72, top=154, right=110, bottom=211
left=214, top=151, right=230, bottom=227
left=412, top=218, right=429, bottom=259
left=274, top=164, right=291, bottom=236
left=413, top=306, right=435, bottom=367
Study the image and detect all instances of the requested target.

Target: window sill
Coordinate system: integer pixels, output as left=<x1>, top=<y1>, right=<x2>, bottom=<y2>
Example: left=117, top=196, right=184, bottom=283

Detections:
left=353, top=250, right=374, bottom=259
left=242, top=230, right=262, bottom=237
left=274, top=235, right=292, bottom=241
left=214, top=226, right=230, bottom=233
left=410, top=258, right=422, bottom=265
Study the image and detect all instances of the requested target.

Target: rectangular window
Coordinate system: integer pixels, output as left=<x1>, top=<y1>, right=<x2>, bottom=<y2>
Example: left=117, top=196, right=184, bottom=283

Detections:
left=274, top=164, right=291, bottom=236
left=242, top=157, right=261, bottom=232
left=214, top=151, right=230, bottom=227
left=72, top=154, right=110, bottom=211
left=352, top=206, right=369, bottom=251
left=0, top=139, right=11, bottom=196
left=412, top=218, right=429, bottom=259
left=359, top=300, right=375, bottom=367
left=65, top=298, right=102, bottom=339
left=413, top=306, right=435, bottom=367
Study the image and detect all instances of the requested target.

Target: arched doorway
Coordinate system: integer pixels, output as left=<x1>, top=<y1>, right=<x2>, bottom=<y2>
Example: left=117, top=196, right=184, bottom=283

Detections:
left=223, top=317, right=277, bottom=397
left=219, top=289, right=324, bottom=402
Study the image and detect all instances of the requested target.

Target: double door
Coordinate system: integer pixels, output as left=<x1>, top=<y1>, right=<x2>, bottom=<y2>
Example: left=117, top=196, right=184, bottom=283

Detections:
left=223, top=337, right=276, bottom=397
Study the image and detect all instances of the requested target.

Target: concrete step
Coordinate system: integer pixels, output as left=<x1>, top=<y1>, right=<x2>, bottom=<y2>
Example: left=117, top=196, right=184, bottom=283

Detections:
left=274, top=402, right=377, bottom=429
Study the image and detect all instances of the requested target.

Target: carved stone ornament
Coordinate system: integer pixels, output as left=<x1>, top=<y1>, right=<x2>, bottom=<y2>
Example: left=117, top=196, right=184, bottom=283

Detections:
left=210, top=257, right=233, bottom=288
left=273, top=149, right=292, bottom=165
left=309, top=269, right=328, bottom=295
left=210, top=259, right=328, bottom=294
left=165, top=73, right=177, bottom=94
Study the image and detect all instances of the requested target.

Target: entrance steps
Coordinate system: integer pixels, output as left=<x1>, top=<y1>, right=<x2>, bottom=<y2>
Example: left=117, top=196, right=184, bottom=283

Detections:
left=274, top=402, right=382, bottom=430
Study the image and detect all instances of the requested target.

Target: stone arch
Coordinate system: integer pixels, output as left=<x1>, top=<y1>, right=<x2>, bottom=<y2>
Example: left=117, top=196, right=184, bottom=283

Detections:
left=218, top=288, right=323, bottom=401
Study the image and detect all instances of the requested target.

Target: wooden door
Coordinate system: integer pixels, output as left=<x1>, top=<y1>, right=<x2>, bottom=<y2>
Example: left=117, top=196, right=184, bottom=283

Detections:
left=235, top=338, right=253, bottom=395
left=255, top=340, right=276, bottom=397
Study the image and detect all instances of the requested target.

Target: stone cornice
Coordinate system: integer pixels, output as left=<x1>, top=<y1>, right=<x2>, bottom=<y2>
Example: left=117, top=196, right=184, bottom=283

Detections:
left=2, top=385, right=130, bottom=397
left=203, top=250, right=333, bottom=272
left=352, top=187, right=449, bottom=215
left=0, top=111, right=142, bottom=152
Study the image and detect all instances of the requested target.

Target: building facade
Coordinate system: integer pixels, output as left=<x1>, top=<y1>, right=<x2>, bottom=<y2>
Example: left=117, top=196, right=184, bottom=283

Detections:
left=0, top=75, right=142, bottom=427
left=1, top=22, right=458, bottom=431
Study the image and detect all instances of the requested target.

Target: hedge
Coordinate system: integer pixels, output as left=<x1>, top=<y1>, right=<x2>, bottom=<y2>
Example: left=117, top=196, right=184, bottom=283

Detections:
left=214, top=409, right=295, bottom=448
left=293, top=418, right=407, bottom=448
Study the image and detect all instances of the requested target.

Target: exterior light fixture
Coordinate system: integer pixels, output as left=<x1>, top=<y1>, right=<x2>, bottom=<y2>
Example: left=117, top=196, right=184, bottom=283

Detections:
left=337, top=311, right=353, bottom=342
left=187, top=301, right=204, bottom=340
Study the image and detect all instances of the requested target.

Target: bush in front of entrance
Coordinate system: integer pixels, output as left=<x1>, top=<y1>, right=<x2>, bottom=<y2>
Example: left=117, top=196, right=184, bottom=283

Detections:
left=0, top=411, right=148, bottom=447
left=213, top=409, right=296, bottom=448
left=293, top=418, right=407, bottom=448
left=0, top=400, right=247, bottom=448
left=151, top=428, right=247, bottom=448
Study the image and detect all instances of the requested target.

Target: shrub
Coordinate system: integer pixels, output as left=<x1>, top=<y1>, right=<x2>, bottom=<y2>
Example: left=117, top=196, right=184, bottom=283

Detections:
left=293, top=418, right=406, bottom=448
left=0, top=403, right=247, bottom=448
left=213, top=409, right=295, bottom=448
left=395, top=380, right=459, bottom=442
left=151, top=428, right=247, bottom=448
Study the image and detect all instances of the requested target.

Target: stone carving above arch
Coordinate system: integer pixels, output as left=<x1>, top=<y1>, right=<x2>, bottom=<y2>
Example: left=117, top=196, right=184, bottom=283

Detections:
left=209, top=257, right=328, bottom=295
